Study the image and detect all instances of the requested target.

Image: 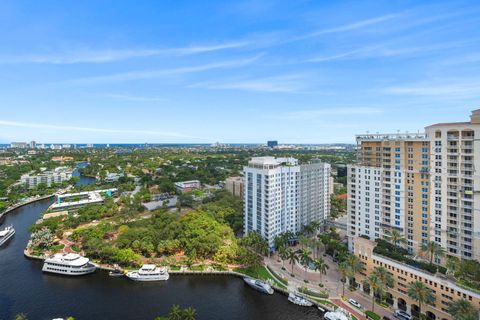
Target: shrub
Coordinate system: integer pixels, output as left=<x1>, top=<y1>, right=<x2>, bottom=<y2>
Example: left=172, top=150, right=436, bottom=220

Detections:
left=365, top=310, right=381, bottom=320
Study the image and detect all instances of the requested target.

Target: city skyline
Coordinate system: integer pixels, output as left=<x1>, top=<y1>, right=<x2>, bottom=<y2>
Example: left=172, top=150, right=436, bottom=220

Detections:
left=1, top=1, right=480, bottom=143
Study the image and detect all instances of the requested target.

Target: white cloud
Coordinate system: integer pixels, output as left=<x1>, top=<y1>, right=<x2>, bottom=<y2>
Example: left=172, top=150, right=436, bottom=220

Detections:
left=385, top=81, right=480, bottom=97
left=0, top=120, right=195, bottom=139
left=277, top=107, right=383, bottom=120
left=189, top=74, right=309, bottom=93
left=66, top=54, right=263, bottom=84
left=0, top=42, right=248, bottom=64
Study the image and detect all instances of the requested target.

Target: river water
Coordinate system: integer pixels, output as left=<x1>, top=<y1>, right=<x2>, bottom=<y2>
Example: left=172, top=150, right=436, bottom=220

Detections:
left=0, top=174, right=323, bottom=320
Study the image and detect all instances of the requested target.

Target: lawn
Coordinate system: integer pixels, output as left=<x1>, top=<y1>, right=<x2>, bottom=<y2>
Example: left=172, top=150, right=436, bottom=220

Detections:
left=234, top=266, right=287, bottom=289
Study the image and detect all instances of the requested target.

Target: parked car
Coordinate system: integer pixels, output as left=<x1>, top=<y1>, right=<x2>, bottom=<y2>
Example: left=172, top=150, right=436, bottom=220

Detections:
left=394, top=309, right=412, bottom=320
left=348, top=298, right=362, bottom=309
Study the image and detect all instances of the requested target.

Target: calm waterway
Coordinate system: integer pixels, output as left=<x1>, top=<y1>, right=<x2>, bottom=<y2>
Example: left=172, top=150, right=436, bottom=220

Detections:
left=0, top=170, right=323, bottom=320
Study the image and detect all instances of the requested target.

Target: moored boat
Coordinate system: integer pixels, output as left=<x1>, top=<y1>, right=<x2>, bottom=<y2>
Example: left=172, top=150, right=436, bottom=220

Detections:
left=324, top=308, right=352, bottom=320
left=109, top=264, right=124, bottom=277
left=287, top=292, right=313, bottom=307
left=42, top=253, right=96, bottom=276
left=0, top=225, right=15, bottom=247
left=243, top=277, right=274, bottom=294
left=126, top=264, right=169, bottom=281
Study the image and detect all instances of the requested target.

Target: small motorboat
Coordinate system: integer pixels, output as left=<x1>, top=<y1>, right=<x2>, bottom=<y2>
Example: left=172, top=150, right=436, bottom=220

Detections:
left=109, top=264, right=124, bottom=277
left=287, top=292, right=313, bottom=307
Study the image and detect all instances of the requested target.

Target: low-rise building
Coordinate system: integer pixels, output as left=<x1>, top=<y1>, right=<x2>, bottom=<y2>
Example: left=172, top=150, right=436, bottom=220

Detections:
left=352, top=236, right=480, bottom=320
left=49, top=188, right=117, bottom=212
left=225, top=176, right=244, bottom=197
left=175, top=180, right=201, bottom=193
left=20, top=167, right=73, bottom=189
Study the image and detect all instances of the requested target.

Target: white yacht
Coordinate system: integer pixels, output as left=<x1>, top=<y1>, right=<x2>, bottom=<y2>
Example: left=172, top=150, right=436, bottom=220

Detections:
left=243, top=277, right=274, bottom=294
left=324, top=308, right=352, bottom=320
left=42, top=253, right=96, bottom=276
left=287, top=292, right=314, bottom=307
left=0, top=225, right=15, bottom=247
left=126, top=264, right=169, bottom=281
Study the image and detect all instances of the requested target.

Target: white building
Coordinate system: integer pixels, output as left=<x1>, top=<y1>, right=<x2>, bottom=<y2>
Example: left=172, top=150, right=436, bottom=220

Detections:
left=20, top=167, right=73, bottom=189
left=425, top=109, right=480, bottom=261
left=244, top=157, right=331, bottom=249
left=347, top=165, right=383, bottom=250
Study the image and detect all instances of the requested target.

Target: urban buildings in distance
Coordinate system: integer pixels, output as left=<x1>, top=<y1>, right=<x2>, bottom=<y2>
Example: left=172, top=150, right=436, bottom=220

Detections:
left=347, top=109, right=480, bottom=261
left=244, top=157, right=331, bottom=249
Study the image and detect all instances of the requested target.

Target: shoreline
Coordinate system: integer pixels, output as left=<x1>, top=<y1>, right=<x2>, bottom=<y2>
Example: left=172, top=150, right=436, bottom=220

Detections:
left=0, top=194, right=54, bottom=221
left=22, top=249, right=334, bottom=311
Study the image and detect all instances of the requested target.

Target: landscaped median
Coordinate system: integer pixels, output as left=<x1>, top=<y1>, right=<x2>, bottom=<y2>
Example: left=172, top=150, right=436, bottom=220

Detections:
left=365, top=310, right=381, bottom=320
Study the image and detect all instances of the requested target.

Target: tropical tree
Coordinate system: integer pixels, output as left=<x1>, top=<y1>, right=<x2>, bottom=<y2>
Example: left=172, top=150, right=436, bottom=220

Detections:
left=338, top=261, right=352, bottom=297
left=447, top=299, right=478, bottom=320
left=299, top=249, right=312, bottom=280
left=422, top=241, right=444, bottom=265
left=364, top=274, right=383, bottom=312
left=346, top=254, right=364, bottom=287
left=314, top=257, right=329, bottom=283
left=15, top=314, right=28, bottom=320
left=182, top=307, right=197, bottom=320
left=279, top=245, right=288, bottom=270
left=407, top=281, right=436, bottom=319
left=445, top=256, right=459, bottom=276
left=168, top=305, right=183, bottom=320
left=273, top=234, right=285, bottom=253
left=286, top=248, right=298, bottom=276
left=372, top=267, right=394, bottom=291
left=388, top=229, right=406, bottom=251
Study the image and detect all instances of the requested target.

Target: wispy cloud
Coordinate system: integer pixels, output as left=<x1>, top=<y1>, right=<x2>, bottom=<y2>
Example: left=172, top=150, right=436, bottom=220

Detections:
left=101, top=93, right=165, bottom=102
left=189, top=74, right=309, bottom=93
left=0, top=120, right=195, bottom=138
left=65, top=54, right=263, bottom=85
left=385, top=81, right=480, bottom=97
left=0, top=42, right=248, bottom=64
left=293, top=13, right=402, bottom=41
left=276, top=107, right=383, bottom=120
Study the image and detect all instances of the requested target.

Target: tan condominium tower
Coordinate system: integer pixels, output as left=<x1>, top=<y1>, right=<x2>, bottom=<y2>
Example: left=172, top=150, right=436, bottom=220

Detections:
left=347, top=132, right=430, bottom=255
left=425, top=109, right=480, bottom=261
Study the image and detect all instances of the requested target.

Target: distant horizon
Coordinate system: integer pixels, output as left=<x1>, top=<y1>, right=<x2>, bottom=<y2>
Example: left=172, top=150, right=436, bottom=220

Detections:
left=0, top=142, right=356, bottom=146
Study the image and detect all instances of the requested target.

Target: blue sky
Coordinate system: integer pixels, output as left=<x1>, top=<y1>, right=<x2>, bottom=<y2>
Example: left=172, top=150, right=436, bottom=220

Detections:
left=0, top=0, right=479, bottom=144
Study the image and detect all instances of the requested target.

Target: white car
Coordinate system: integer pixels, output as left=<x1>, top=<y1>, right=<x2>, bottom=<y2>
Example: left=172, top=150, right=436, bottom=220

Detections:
left=348, top=298, right=362, bottom=309
left=394, top=310, right=412, bottom=320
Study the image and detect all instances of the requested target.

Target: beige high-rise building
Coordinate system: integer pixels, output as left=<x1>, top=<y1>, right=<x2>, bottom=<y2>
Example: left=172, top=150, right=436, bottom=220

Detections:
left=225, top=176, right=244, bottom=198
left=348, top=132, right=430, bottom=255
left=425, top=109, right=480, bottom=261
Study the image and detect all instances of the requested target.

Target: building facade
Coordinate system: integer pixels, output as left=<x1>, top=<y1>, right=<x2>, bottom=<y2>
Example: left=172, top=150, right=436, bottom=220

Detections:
left=225, top=176, right=244, bottom=198
left=353, top=237, right=480, bottom=320
left=244, top=157, right=330, bottom=248
left=349, top=109, right=480, bottom=263
left=425, top=110, right=480, bottom=261
left=348, top=133, right=430, bottom=255
left=20, top=167, right=73, bottom=189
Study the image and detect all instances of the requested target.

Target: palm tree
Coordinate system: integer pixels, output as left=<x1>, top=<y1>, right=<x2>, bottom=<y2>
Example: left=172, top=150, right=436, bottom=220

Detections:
left=422, top=241, right=444, bottom=265
left=286, top=248, right=298, bottom=276
left=338, top=262, right=352, bottom=297
left=299, top=249, right=312, bottom=280
left=314, top=257, right=329, bottom=283
left=274, top=234, right=285, bottom=253
left=447, top=299, right=478, bottom=320
left=365, top=274, right=383, bottom=312
left=407, top=281, right=436, bottom=319
left=168, top=305, right=183, bottom=320
left=372, top=267, right=394, bottom=290
left=15, top=314, right=28, bottom=320
left=346, top=254, right=364, bottom=287
left=182, top=307, right=197, bottom=320
left=279, top=245, right=288, bottom=270
left=446, top=255, right=459, bottom=276
left=388, top=229, right=406, bottom=251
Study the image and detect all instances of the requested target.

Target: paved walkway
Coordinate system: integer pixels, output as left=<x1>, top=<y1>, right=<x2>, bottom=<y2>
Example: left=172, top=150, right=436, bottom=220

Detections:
left=265, top=250, right=396, bottom=320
